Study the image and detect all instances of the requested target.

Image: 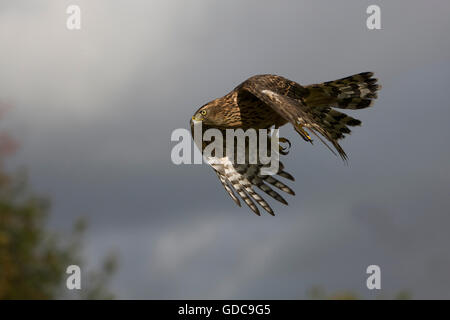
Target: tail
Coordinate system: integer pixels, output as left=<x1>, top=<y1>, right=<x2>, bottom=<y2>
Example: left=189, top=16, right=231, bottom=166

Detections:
left=303, top=72, right=381, bottom=109
left=300, top=72, right=381, bottom=161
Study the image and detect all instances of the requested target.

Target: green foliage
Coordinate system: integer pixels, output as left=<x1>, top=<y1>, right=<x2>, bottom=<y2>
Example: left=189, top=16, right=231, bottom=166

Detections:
left=306, top=286, right=412, bottom=300
left=0, top=132, right=117, bottom=299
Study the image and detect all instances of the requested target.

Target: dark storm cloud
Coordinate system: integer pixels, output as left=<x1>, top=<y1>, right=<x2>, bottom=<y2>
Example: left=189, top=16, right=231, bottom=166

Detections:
left=1, top=0, right=450, bottom=298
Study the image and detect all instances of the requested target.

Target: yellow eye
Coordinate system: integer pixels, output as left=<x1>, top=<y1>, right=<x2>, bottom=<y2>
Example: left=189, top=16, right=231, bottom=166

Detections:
left=200, top=110, right=207, bottom=116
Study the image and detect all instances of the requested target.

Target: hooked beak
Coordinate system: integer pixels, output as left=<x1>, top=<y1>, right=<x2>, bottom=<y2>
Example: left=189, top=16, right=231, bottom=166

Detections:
left=191, top=115, right=202, bottom=123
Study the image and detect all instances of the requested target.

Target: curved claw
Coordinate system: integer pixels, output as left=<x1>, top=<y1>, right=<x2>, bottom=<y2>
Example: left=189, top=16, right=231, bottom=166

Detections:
left=278, top=137, right=291, bottom=155
left=296, top=124, right=313, bottom=143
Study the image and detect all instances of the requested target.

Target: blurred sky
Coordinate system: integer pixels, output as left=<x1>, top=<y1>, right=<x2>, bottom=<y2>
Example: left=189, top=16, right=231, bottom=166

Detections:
left=1, top=0, right=450, bottom=298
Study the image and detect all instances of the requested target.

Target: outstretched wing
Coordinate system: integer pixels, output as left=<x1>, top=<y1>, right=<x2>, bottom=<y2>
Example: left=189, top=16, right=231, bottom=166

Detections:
left=190, top=120, right=295, bottom=216
left=236, top=72, right=380, bottom=160
left=208, top=155, right=295, bottom=216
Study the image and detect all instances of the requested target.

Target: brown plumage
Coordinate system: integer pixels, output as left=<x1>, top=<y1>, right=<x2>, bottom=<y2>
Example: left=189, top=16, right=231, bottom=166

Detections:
left=190, top=72, right=381, bottom=215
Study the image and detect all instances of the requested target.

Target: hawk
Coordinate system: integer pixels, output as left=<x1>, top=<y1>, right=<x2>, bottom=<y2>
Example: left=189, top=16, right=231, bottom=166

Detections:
left=190, top=72, right=381, bottom=215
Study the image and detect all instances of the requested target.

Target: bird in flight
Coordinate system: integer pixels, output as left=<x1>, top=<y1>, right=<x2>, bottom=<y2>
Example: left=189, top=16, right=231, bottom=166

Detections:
left=190, top=72, right=381, bottom=216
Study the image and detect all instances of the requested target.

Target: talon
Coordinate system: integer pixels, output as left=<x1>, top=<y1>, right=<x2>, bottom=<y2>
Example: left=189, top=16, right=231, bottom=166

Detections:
left=278, top=137, right=291, bottom=155
left=296, top=124, right=313, bottom=142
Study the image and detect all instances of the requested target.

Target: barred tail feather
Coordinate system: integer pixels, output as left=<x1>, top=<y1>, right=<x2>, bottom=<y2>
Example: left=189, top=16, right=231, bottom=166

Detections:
left=299, top=72, right=381, bottom=160
left=304, top=72, right=381, bottom=110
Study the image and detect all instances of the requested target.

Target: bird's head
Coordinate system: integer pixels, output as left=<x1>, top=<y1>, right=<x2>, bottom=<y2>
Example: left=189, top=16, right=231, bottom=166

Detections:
left=191, top=105, right=208, bottom=123
left=191, top=102, right=226, bottom=127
